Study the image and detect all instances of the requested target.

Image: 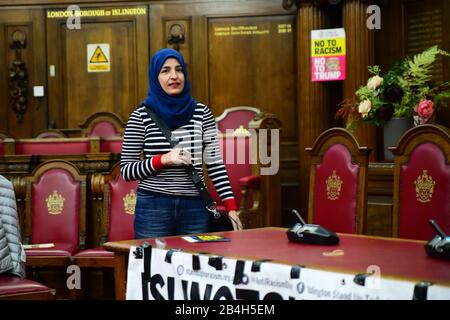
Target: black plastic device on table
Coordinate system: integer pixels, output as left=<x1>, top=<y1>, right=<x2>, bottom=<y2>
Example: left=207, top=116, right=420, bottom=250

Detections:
left=425, top=219, right=450, bottom=261
left=286, top=209, right=340, bottom=245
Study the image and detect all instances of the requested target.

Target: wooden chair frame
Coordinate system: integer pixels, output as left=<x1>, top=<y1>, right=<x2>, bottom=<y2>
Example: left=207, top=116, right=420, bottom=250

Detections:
left=215, top=106, right=261, bottom=123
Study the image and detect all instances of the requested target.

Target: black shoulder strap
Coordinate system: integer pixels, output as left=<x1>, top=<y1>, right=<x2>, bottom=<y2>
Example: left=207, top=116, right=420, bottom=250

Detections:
left=143, top=104, right=219, bottom=217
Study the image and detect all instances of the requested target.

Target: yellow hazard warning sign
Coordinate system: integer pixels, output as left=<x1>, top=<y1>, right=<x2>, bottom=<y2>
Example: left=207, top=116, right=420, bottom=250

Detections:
left=87, top=44, right=110, bottom=72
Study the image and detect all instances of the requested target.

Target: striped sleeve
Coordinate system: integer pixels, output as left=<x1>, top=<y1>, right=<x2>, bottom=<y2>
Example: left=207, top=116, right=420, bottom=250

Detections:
left=202, top=106, right=237, bottom=210
left=120, top=109, right=158, bottom=181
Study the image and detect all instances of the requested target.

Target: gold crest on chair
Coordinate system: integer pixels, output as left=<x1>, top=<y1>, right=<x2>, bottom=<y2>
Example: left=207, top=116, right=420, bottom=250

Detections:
left=123, top=189, right=136, bottom=215
left=414, top=170, right=435, bottom=203
left=46, top=190, right=65, bottom=215
left=326, top=170, right=343, bottom=201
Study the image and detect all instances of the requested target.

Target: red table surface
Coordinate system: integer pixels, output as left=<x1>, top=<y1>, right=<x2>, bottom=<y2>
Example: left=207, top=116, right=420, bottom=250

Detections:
left=134, top=228, right=450, bottom=286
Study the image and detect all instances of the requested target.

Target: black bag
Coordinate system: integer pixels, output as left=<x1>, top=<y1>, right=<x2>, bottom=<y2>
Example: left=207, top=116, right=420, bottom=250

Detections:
left=209, top=213, right=234, bottom=232
left=144, top=105, right=233, bottom=232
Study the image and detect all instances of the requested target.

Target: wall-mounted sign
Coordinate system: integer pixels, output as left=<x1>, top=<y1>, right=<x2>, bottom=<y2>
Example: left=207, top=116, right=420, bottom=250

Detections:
left=311, top=28, right=346, bottom=82
left=47, top=7, right=147, bottom=19
left=87, top=44, right=110, bottom=72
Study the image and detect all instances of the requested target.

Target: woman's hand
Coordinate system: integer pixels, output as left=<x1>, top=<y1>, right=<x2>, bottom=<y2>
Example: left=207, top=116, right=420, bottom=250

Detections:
left=161, top=148, right=191, bottom=166
left=228, top=210, right=243, bottom=231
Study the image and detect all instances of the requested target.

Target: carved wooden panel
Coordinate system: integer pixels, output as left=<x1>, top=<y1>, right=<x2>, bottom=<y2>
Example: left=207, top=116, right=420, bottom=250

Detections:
left=0, top=9, right=47, bottom=138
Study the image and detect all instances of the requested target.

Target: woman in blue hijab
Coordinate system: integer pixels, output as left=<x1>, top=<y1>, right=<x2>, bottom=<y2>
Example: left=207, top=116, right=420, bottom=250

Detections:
left=121, top=48, right=242, bottom=238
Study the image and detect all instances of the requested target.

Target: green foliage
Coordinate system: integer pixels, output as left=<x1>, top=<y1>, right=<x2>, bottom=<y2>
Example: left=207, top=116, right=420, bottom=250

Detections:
left=336, top=46, right=450, bottom=127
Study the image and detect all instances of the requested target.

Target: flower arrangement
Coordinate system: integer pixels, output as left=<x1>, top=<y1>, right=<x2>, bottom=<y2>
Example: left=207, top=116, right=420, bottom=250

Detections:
left=336, top=46, right=450, bottom=129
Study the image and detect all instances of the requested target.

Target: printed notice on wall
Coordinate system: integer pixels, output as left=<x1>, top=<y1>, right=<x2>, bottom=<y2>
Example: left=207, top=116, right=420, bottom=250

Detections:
left=311, top=28, right=346, bottom=82
left=87, top=44, right=110, bottom=72
left=214, top=25, right=270, bottom=37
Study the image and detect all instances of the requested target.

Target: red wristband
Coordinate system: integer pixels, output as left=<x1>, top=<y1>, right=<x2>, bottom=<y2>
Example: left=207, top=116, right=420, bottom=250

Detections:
left=151, top=155, right=166, bottom=171
left=223, top=198, right=238, bottom=211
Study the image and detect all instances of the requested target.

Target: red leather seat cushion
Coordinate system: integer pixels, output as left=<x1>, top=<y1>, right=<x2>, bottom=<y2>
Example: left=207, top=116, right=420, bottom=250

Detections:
left=108, top=176, right=137, bottom=242
left=0, top=275, right=50, bottom=295
left=25, top=243, right=77, bottom=256
left=31, top=169, right=80, bottom=253
left=73, top=247, right=114, bottom=258
left=16, top=141, right=90, bottom=155
left=313, top=144, right=358, bottom=233
left=89, top=122, right=119, bottom=137
left=399, top=142, right=450, bottom=240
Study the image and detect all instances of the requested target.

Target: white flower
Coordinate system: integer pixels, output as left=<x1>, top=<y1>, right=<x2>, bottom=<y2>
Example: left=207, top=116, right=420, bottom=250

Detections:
left=358, top=99, right=372, bottom=118
left=367, top=75, right=383, bottom=90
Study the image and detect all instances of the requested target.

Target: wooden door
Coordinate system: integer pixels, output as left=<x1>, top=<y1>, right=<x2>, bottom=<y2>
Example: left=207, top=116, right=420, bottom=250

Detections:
left=46, top=5, right=149, bottom=129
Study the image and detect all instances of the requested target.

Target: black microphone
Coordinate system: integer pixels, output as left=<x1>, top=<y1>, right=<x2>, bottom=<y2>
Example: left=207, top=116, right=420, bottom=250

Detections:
left=286, top=209, right=339, bottom=245
left=429, top=219, right=447, bottom=239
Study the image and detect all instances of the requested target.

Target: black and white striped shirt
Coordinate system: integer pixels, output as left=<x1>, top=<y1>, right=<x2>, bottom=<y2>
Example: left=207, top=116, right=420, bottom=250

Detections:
left=120, top=103, right=235, bottom=205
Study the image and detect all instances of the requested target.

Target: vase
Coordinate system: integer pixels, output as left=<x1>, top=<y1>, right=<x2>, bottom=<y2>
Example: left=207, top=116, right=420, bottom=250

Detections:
left=383, top=117, right=414, bottom=161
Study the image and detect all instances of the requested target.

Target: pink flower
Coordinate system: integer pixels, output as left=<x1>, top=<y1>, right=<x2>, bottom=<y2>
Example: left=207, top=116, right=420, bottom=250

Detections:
left=367, top=75, right=383, bottom=90
left=415, top=99, right=434, bottom=121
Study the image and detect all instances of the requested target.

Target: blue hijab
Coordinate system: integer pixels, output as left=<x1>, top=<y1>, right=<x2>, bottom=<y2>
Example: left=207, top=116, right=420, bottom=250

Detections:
left=144, top=48, right=197, bottom=130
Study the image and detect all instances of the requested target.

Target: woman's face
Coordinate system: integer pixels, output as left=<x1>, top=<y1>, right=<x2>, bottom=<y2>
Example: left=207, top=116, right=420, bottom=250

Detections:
left=158, top=58, right=185, bottom=96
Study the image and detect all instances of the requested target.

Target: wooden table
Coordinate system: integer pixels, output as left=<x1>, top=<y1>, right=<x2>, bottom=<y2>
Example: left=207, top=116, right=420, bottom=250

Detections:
left=104, top=227, right=450, bottom=300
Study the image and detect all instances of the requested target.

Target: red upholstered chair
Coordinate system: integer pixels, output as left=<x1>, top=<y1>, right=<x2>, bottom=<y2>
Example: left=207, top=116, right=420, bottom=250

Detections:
left=79, top=112, right=125, bottom=137
left=306, top=128, right=371, bottom=234
left=215, top=106, right=260, bottom=134
left=23, top=160, right=86, bottom=269
left=0, top=275, right=55, bottom=300
left=207, top=107, right=280, bottom=228
left=72, top=163, right=136, bottom=298
left=390, top=124, right=450, bottom=241
left=207, top=133, right=255, bottom=215
left=207, top=107, right=262, bottom=228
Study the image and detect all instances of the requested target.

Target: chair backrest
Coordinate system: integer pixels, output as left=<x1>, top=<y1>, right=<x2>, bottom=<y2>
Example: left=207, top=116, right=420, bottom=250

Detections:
left=306, top=128, right=371, bottom=234
left=391, top=124, right=450, bottom=240
left=207, top=106, right=260, bottom=209
left=207, top=134, right=253, bottom=209
left=34, top=130, right=67, bottom=139
left=102, top=163, right=137, bottom=242
left=79, top=112, right=125, bottom=137
left=215, top=106, right=260, bottom=133
left=24, top=160, right=86, bottom=253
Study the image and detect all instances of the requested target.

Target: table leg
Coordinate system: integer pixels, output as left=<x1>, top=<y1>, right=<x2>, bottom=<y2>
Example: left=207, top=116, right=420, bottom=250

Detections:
left=113, top=253, right=127, bottom=300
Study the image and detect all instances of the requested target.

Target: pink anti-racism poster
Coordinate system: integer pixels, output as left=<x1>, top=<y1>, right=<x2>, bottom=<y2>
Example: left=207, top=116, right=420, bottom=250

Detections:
left=311, top=28, right=346, bottom=82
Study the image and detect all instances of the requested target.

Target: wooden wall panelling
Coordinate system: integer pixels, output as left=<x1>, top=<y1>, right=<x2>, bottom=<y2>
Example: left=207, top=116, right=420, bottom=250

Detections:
left=403, top=0, right=450, bottom=128
left=0, top=9, right=47, bottom=138
left=295, top=3, right=333, bottom=223
left=46, top=4, right=149, bottom=129
left=207, top=15, right=297, bottom=139
left=342, top=0, right=376, bottom=161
